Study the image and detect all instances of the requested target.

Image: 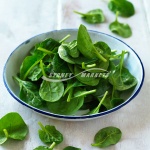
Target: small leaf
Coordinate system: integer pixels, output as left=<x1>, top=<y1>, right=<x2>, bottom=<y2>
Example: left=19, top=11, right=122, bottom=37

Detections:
left=38, top=122, right=63, bottom=145
left=74, top=9, right=105, bottom=24
left=92, top=126, right=122, bottom=148
left=0, top=112, right=28, bottom=144
left=108, top=0, right=135, bottom=17
left=63, top=146, right=81, bottom=150
left=39, top=80, right=64, bottom=102
left=109, top=12, right=132, bottom=38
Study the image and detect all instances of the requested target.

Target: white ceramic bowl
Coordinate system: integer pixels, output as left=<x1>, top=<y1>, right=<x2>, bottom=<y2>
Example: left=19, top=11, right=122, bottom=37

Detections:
left=3, top=29, right=145, bottom=121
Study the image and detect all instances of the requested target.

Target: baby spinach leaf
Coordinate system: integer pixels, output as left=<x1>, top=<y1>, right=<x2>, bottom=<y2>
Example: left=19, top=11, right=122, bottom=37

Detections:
left=14, top=76, right=43, bottom=108
left=91, top=126, right=122, bottom=148
left=62, top=40, right=79, bottom=58
left=58, top=45, right=76, bottom=64
left=111, top=98, right=124, bottom=107
left=20, top=38, right=60, bottom=80
left=39, top=80, right=64, bottom=102
left=52, top=53, right=71, bottom=73
left=77, top=24, right=107, bottom=62
left=74, top=9, right=105, bottom=24
left=27, top=64, right=42, bottom=81
left=109, top=12, right=132, bottom=38
left=109, top=51, right=137, bottom=91
left=47, top=94, right=84, bottom=115
left=63, top=79, right=85, bottom=96
left=108, top=0, right=135, bottom=17
left=0, top=112, right=28, bottom=145
left=58, top=44, right=95, bottom=65
left=20, top=51, right=46, bottom=80
left=87, top=91, right=108, bottom=115
left=38, top=122, right=63, bottom=145
left=33, top=146, right=51, bottom=150
left=74, top=65, right=100, bottom=86
left=63, top=146, right=81, bottom=150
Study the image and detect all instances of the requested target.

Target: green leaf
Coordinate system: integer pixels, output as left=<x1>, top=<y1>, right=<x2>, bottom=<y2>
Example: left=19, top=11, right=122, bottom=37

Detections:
left=108, top=0, right=135, bottom=17
left=14, top=76, right=43, bottom=108
left=109, top=12, right=132, bottom=38
left=33, top=146, right=50, bottom=150
left=0, top=112, right=28, bottom=145
left=52, top=53, right=71, bottom=73
left=47, top=93, right=84, bottom=115
left=109, top=51, right=137, bottom=91
left=20, top=38, right=60, bottom=80
left=39, top=80, right=64, bottom=102
left=27, top=64, right=42, bottom=81
left=74, top=65, right=100, bottom=86
left=62, top=40, right=79, bottom=58
left=38, top=122, right=63, bottom=145
left=77, top=24, right=107, bottom=62
left=74, top=9, right=105, bottom=24
left=91, top=126, right=122, bottom=148
left=63, top=146, right=81, bottom=150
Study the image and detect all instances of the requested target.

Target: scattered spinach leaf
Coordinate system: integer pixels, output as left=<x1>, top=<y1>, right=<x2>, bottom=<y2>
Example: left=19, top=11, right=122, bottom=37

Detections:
left=91, top=126, right=122, bottom=148
left=0, top=112, right=28, bottom=145
left=38, top=122, right=63, bottom=145
left=74, top=9, right=105, bottom=24
left=109, top=12, right=132, bottom=38
left=108, top=0, right=135, bottom=17
left=63, top=146, right=81, bottom=150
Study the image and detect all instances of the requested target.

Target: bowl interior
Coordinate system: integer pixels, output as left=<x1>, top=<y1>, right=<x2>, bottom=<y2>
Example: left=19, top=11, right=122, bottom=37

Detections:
left=3, top=29, right=144, bottom=120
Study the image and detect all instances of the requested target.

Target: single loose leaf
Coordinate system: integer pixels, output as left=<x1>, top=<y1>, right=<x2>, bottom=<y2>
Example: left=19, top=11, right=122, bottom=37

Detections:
left=38, top=122, right=63, bottom=145
left=63, top=146, right=81, bottom=150
left=92, top=126, right=122, bottom=148
left=0, top=112, right=28, bottom=144
left=74, top=9, right=105, bottom=24
left=109, top=12, right=132, bottom=38
left=108, top=0, right=135, bottom=17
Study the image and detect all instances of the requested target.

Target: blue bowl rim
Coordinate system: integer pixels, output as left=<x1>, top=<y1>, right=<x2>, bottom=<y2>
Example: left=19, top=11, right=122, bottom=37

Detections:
left=3, top=29, right=145, bottom=120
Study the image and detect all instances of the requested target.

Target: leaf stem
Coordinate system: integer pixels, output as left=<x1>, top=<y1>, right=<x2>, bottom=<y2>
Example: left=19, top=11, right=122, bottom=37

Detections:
left=40, top=60, right=47, bottom=77
left=3, top=129, right=9, bottom=138
left=67, top=88, right=74, bottom=102
left=38, top=122, right=46, bottom=132
left=97, top=91, right=108, bottom=111
left=37, top=47, right=53, bottom=55
left=49, top=142, right=56, bottom=149
left=74, top=10, right=86, bottom=16
left=95, top=49, right=107, bottom=62
left=86, top=63, right=96, bottom=68
left=59, top=34, right=71, bottom=43
left=74, top=89, right=96, bottom=98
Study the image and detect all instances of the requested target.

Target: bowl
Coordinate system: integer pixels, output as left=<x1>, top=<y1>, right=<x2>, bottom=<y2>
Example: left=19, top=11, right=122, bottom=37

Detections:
left=3, top=29, right=145, bottom=121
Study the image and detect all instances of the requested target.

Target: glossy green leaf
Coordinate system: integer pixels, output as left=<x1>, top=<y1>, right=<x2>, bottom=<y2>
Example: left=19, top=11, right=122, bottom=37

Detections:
left=77, top=24, right=107, bottom=62
left=108, top=0, right=135, bottom=17
left=14, top=76, right=43, bottom=108
left=74, top=9, right=105, bottom=24
left=38, top=122, right=63, bottom=145
left=109, top=13, right=132, bottom=38
left=63, top=146, right=81, bottom=150
left=39, top=80, right=64, bottom=102
left=0, top=112, right=28, bottom=145
left=92, top=126, right=122, bottom=148
left=47, top=94, right=84, bottom=115
left=74, top=65, right=100, bottom=86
